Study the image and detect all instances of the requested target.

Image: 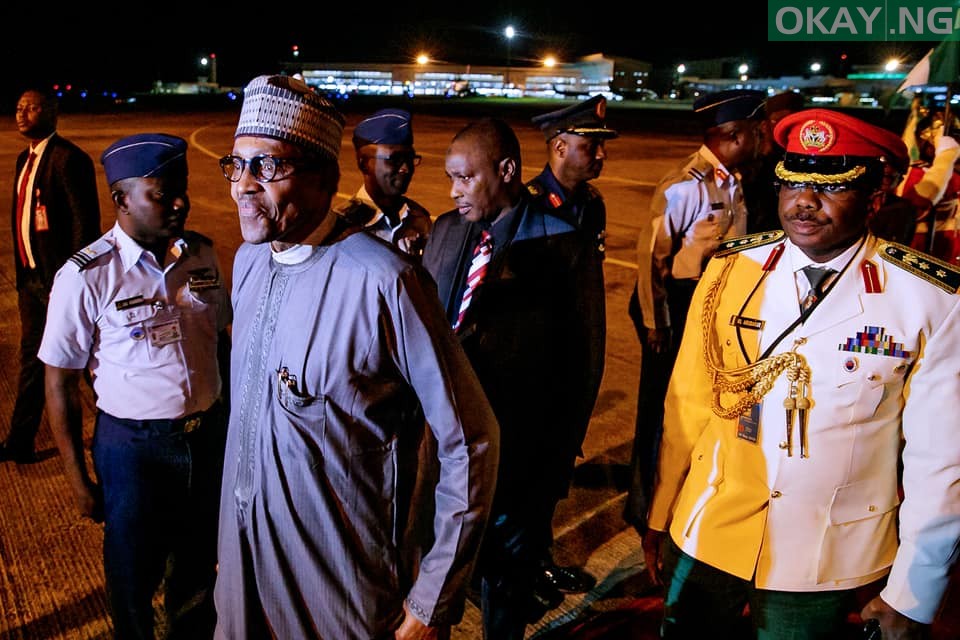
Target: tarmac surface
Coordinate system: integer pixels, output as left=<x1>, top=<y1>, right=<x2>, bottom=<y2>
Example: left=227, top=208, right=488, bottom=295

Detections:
left=0, top=101, right=956, bottom=639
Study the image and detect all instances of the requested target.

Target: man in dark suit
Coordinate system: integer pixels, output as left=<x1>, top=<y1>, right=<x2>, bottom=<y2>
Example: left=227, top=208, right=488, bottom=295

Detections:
left=423, top=117, right=599, bottom=639
left=2, top=87, right=101, bottom=463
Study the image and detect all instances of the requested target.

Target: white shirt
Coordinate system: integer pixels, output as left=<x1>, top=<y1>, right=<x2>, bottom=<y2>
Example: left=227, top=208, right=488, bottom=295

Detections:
left=356, top=185, right=412, bottom=245
left=38, top=223, right=231, bottom=419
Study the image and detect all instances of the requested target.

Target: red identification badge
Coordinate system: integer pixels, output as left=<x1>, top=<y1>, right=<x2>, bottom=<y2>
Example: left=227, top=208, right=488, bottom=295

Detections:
left=34, top=205, right=49, bottom=231
left=548, top=192, right=562, bottom=208
left=861, top=260, right=881, bottom=293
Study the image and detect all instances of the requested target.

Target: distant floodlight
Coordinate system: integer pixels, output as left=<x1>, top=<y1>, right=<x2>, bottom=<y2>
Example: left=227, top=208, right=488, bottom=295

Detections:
left=544, top=56, right=556, bottom=68
left=504, top=25, right=515, bottom=39
left=677, top=64, right=686, bottom=74
left=885, top=58, right=900, bottom=72
left=810, top=62, right=821, bottom=73
left=738, top=63, right=749, bottom=75
left=416, top=54, right=429, bottom=65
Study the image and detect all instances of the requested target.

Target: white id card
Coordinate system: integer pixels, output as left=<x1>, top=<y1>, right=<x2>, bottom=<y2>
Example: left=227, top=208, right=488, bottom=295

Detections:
left=148, top=319, right=183, bottom=347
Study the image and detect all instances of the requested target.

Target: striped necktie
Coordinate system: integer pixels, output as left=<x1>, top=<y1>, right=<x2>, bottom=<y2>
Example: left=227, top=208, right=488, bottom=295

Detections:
left=15, top=151, right=37, bottom=267
left=453, top=231, right=492, bottom=331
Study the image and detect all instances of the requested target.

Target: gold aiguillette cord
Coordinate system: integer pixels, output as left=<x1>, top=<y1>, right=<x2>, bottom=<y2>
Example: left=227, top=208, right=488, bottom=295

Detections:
left=702, top=256, right=813, bottom=456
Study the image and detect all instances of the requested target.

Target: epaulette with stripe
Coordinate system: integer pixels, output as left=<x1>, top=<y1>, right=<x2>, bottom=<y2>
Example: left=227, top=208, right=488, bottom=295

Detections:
left=67, top=237, right=114, bottom=271
left=713, top=230, right=785, bottom=258
left=878, top=241, right=960, bottom=294
left=683, top=156, right=713, bottom=183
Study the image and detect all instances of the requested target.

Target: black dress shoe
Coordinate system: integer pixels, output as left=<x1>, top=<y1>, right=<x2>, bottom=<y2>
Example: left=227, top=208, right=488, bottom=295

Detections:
left=541, top=563, right=597, bottom=593
left=528, top=576, right=564, bottom=623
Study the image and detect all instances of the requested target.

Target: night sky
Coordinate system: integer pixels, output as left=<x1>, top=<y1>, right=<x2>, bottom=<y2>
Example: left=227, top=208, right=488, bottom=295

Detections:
left=1, top=2, right=940, bottom=104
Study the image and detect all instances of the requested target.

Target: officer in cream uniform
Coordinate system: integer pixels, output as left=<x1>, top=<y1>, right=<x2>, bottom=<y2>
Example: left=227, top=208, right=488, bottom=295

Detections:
left=643, top=110, right=960, bottom=638
left=39, top=134, right=231, bottom=639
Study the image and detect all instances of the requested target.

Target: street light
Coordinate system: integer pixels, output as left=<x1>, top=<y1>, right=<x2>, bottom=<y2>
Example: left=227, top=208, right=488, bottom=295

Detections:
left=738, top=63, right=749, bottom=82
left=200, top=53, right=217, bottom=85
left=504, top=25, right=515, bottom=90
left=543, top=55, right=557, bottom=68
left=416, top=53, right=430, bottom=65
left=810, top=61, right=822, bottom=73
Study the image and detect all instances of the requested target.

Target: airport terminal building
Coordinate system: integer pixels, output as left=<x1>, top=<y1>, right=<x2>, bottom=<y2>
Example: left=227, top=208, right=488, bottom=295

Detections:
left=281, top=53, right=653, bottom=101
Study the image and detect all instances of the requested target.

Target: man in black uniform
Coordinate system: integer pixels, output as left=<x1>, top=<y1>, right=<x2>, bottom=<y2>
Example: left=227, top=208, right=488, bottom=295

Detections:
left=526, top=95, right=618, bottom=596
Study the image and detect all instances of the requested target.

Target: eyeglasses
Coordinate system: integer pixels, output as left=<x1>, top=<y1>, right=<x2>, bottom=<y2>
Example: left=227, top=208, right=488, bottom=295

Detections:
left=219, top=154, right=316, bottom=183
left=776, top=181, right=856, bottom=195
left=369, top=152, right=422, bottom=169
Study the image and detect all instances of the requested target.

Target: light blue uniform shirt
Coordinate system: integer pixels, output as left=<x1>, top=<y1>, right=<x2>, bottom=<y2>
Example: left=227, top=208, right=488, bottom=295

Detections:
left=38, top=222, right=231, bottom=420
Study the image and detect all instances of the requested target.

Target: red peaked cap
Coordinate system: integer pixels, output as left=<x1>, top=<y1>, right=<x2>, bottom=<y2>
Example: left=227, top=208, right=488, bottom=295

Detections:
left=773, top=108, right=909, bottom=181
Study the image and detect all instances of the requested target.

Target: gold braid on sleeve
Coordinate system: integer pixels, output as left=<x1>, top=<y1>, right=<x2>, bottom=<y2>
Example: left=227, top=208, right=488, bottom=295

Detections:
left=701, top=255, right=811, bottom=420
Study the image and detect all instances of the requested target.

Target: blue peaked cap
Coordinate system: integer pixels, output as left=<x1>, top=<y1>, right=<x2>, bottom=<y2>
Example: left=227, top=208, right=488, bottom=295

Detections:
left=352, top=109, right=414, bottom=148
left=693, top=89, right=766, bottom=127
left=101, top=133, right=188, bottom=185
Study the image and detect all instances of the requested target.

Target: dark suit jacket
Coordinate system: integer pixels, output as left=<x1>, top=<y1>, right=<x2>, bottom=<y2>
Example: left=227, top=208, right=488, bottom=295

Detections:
left=422, top=196, right=602, bottom=508
left=11, top=134, right=101, bottom=293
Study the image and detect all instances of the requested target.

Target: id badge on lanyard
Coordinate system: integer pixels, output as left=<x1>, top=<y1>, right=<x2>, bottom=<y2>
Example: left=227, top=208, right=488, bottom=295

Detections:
left=146, top=301, right=182, bottom=347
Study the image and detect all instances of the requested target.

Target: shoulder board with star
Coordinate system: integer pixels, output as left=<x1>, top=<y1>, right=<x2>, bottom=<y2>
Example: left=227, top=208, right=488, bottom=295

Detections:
left=526, top=182, right=543, bottom=197
left=878, top=241, right=960, bottom=293
left=67, top=237, right=114, bottom=271
left=712, top=230, right=785, bottom=258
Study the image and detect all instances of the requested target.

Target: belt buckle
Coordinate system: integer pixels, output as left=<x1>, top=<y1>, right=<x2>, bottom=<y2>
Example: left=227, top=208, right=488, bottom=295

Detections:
left=182, top=417, right=202, bottom=433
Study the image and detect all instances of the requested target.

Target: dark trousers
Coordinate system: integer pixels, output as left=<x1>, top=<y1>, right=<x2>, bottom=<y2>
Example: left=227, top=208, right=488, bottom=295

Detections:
left=479, top=510, right=550, bottom=640
left=660, top=536, right=862, bottom=639
left=92, top=404, right=226, bottom=640
left=624, top=279, right=696, bottom=529
left=7, top=281, right=48, bottom=454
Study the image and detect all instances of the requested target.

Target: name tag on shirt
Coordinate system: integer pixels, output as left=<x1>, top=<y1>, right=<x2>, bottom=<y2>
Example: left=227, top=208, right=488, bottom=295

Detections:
left=730, top=315, right=765, bottom=330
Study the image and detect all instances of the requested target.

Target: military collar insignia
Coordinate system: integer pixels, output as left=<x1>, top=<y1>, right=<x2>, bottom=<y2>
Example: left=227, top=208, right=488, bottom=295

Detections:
left=713, top=230, right=785, bottom=258
left=878, top=241, right=960, bottom=293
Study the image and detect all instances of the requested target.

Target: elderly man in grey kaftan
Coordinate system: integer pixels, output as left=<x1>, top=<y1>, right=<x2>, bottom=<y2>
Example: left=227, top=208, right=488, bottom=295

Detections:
left=214, top=75, right=499, bottom=640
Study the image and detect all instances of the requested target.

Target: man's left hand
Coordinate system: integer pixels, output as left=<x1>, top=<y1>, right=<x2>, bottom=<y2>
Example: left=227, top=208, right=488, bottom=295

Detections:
left=394, top=602, right=446, bottom=640
left=860, top=596, right=927, bottom=639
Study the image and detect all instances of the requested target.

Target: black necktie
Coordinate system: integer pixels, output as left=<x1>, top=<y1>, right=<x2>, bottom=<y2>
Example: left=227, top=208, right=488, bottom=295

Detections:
left=800, top=266, right=835, bottom=312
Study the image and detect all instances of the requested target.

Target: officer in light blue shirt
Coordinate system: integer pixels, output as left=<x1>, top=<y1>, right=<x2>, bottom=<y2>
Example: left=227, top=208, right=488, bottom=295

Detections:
left=39, top=133, right=231, bottom=640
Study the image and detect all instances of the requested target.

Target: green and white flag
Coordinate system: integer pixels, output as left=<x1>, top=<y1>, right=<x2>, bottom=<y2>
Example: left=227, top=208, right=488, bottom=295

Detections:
left=898, top=31, right=960, bottom=92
